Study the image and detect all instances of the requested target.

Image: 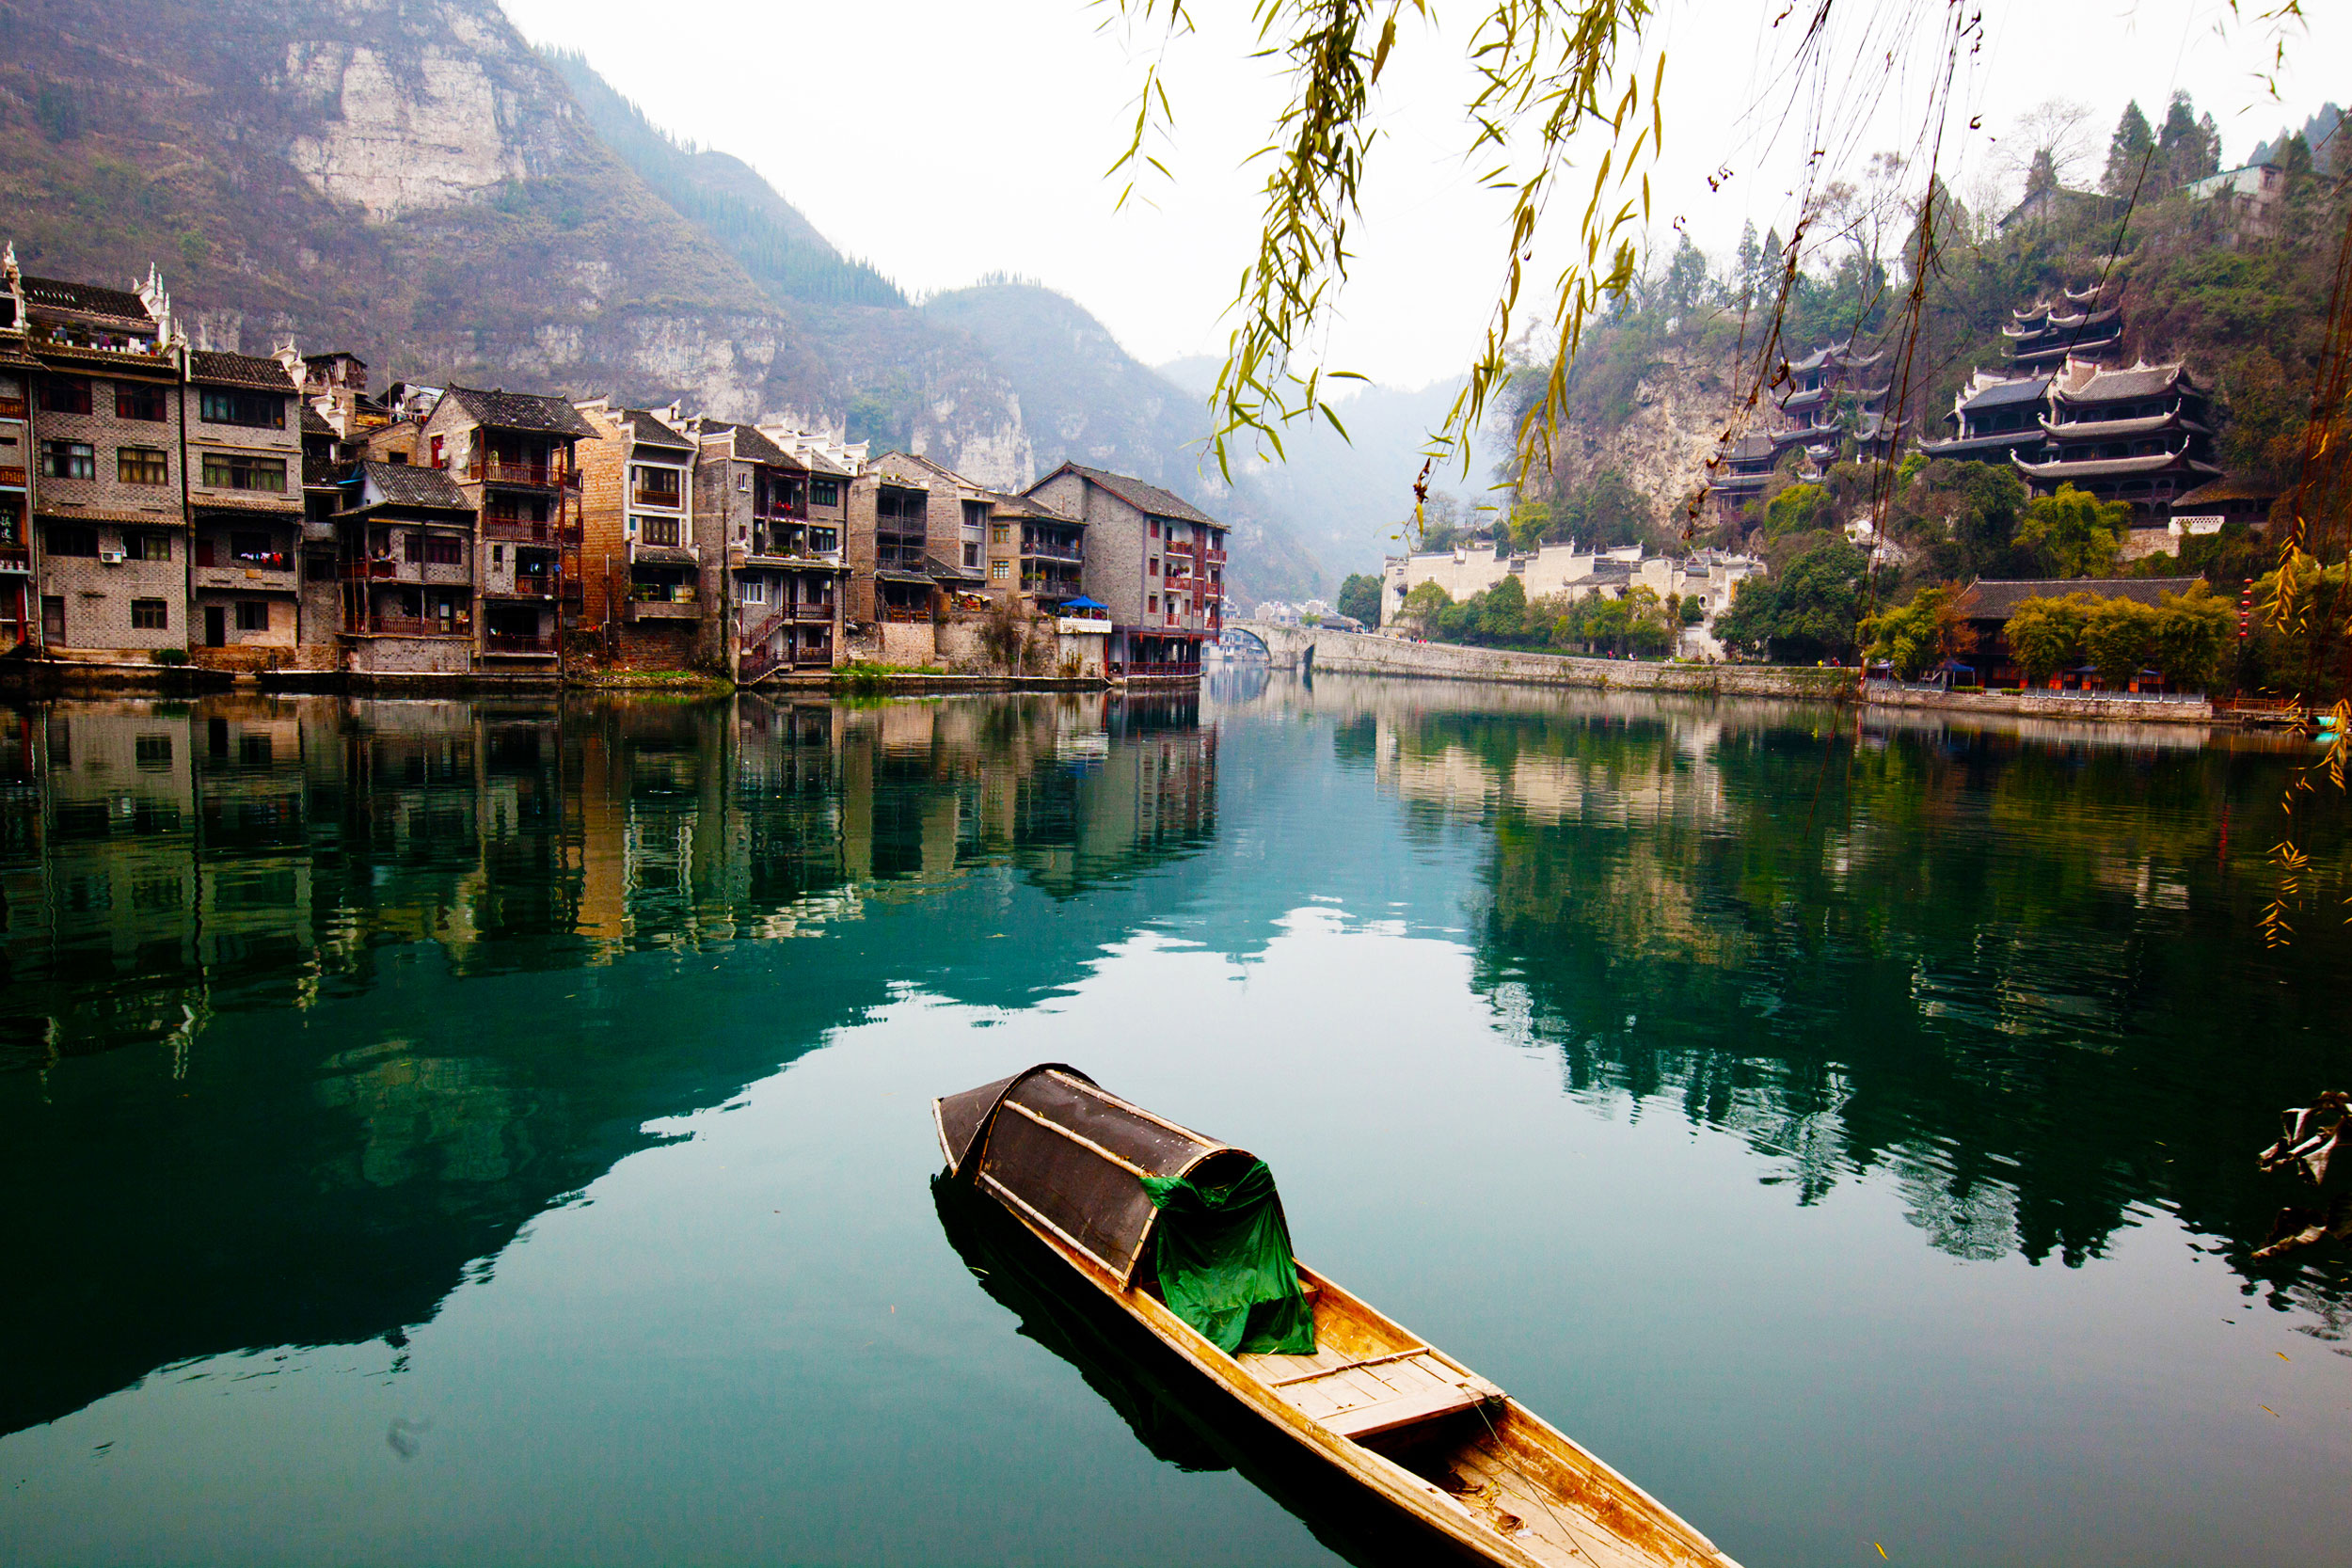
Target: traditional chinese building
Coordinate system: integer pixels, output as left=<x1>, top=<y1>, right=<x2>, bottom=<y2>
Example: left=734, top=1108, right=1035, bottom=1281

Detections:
left=1025, top=463, right=1226, bottom=679
left=331, top=461, right=479, bottom=674
left=2012, top=359, right=2220, bottom=521
left=0, top=256, right=34, bottom=648
left=574, top=400, right=711, bottom=669
left=183, top=351, right=304, bottom=668
left=18, top=263, right=186, bottom=660
left=2001, top=282, right=2124, bottom=372
left=1917, top=370, right=2054, bottom=465
left=416, top=387, right=594, bottom=667
left=691, top=420, right=845, bottom=681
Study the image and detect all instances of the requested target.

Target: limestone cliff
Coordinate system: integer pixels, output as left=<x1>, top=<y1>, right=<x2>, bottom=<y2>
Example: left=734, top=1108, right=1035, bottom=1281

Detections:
left=1542, top=344, right=1739, bottom=530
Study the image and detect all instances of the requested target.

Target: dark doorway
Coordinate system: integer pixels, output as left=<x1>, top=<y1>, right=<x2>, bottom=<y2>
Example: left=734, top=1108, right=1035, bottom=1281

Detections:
left=40, top=595, right=64, bottom=643
left=204, top=606, right=227, bottom=647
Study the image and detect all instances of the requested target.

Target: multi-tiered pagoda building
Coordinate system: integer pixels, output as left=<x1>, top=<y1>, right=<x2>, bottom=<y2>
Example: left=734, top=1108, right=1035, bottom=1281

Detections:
left=2011, top=359, right=2220, bottom=520
left=2000, top=280, right=2125, bottom=371
left=1709, top=339, right=1894, bottom=524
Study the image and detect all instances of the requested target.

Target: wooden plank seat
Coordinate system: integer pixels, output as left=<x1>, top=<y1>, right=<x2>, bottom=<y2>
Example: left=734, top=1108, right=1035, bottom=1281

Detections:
left=1242, top=1343, right=1505, bottom=1440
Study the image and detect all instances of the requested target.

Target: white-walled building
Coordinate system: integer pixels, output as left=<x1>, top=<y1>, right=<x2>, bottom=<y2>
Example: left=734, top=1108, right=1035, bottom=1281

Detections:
left=1377, top=542, right=1761, bottom=628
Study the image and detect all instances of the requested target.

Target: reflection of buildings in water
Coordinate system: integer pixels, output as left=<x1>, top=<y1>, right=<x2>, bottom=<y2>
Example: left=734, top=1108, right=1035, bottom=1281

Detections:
left=0, top=692, right=1219, bottom=1063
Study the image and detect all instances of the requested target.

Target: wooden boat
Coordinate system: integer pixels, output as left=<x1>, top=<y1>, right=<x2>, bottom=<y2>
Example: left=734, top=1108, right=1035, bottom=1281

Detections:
left=934, top=1064, right=1742, bottom=1568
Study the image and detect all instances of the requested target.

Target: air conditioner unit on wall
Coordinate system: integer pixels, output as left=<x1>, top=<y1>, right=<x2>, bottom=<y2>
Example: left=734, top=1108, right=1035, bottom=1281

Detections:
left=98, top=549, right=126, bottom=565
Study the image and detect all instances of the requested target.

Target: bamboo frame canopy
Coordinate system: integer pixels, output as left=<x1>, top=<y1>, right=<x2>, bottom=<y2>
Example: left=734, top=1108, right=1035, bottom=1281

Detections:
left=934, top=1064, right=1247, bottom=1285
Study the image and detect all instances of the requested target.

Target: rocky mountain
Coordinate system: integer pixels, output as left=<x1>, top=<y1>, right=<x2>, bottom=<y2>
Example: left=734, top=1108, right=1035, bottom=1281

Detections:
left=0, top=0, right=1338, bottom=602
left=922, top=282, right=1328, bottom=604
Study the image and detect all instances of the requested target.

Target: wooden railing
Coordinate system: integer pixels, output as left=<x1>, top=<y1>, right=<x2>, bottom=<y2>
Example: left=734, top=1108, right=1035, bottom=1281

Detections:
left=632, top=487, right=684, bottom=509
left=354, top=614, right=469, bottom=637
left=483, top=631, right=555, bottom=655
left=1111, top=660, right=1200, bottom=677
left=471, top=460, right=580, bottom=490
left=792, top=602, right=834, bottom=622
left=481, top=515, right=580, bottom=544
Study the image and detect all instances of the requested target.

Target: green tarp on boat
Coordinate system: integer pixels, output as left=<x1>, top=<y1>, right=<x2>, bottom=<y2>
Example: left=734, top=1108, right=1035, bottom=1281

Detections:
left=1139, top=1162, right=1316, bottom=1356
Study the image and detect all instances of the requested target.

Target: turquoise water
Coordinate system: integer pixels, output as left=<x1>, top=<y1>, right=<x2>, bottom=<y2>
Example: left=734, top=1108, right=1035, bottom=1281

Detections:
left=2, top=676, right=2348, bottom=1566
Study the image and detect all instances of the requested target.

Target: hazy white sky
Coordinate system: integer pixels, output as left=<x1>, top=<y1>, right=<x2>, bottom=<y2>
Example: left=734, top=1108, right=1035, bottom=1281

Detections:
left=501, top=0, right=2344, bottom=391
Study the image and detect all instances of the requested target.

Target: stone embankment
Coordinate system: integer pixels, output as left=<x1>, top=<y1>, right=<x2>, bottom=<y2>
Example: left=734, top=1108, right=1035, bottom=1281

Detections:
left=1236, top=627, right=2219, bottom=723
left=1243, top=626, right=1857, bottom=702
left=1862, top=682, right=2214, bottom=724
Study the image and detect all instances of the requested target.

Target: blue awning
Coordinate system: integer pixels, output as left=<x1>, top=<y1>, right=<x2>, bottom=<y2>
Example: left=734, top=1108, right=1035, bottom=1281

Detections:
left=1064, top=595, right=1107, bottom=610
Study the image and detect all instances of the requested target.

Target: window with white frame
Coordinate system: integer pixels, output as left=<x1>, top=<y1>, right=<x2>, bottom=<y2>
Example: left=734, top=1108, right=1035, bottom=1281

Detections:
left=739, top=578, right=767, bottom=604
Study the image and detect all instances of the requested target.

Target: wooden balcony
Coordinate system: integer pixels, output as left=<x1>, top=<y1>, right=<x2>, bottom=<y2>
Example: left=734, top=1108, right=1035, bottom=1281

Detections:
left=626, top=596, right=702, bottom=622
left=481, top=515, right=580, bottom=545
left=0, top=397, right=26, bottom=420
left=0, top=465, right=24, bottom=488
left=0, top=546, right=29, bottom=575
left=791, top=602, right=834, bottom=622
left=1021, top=540, right=1083, bottom=562
left=345, top=614, right=469, bottom=639
left=482, top=631, right=557, bottom=657
left=632, top=487, right=685, bottom=510
left=470, top=459, right=580, bottom=491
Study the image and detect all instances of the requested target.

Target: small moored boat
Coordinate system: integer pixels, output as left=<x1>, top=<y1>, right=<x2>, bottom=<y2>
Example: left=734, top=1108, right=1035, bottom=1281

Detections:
left=935, top=1064, right=1742, bottom=1568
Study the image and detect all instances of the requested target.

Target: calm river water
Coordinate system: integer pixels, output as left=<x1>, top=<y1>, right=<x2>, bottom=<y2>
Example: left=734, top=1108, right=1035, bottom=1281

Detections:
left=3, top=674, right=2350, bottom=1566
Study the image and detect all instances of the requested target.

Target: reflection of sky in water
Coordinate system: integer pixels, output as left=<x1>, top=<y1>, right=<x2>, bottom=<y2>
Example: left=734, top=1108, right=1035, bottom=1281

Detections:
left=4, top=679, right=2352, bottom=1567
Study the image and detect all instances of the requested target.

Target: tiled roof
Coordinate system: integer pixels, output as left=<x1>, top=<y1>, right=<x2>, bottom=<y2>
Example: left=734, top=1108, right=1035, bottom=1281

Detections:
left=355, top=461, right=472, bottom=511
left=1956, top=577, right=2204, bottom=620
left=703, top=420, right=794, bottom=467
left=20, top=274, right=150, bottom=322
left=927, top=553, right=985, bottom=585
left=2040, top=412, right=2208, bottom=441
left=1958, top=374, right=2051, bottom=410
left=445, top=385, right=598, bottom=437
left=1919, top=431, right=2041, bottom=456
left=190, top=350, right=294, bottom=390
left=1042, top=462, right=1219, bottom=527
left=2014, top=451, right=2220, bottom=481
left=986, top=488, right=1078, bottom=522
left=621, top=409, right=693, bottom=451
left=2171, top=476, right=2283, bottom=507
left=2052, top=362, right=2201, bottom=404
left=300, top=405, right=336, bottom=436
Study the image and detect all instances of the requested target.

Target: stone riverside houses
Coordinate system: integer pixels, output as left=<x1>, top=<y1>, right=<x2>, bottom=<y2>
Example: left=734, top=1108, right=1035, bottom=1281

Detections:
left=0, top=251, right=1232, bottom=686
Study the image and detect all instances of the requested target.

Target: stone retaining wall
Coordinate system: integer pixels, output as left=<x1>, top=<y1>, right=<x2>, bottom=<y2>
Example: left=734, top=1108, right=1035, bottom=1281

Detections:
left=1292, top=629, right=1858, bottom=702
left=1864, top=683, right=2214, bottom=724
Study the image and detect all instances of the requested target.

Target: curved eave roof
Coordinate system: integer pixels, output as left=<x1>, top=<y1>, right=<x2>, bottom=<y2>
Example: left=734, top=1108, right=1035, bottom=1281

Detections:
left=2013, top=451, right=2223, bottom=481
left=2039, top=412, right=2209, bottom=440
left=1920, top=432, right=2042, bottom=457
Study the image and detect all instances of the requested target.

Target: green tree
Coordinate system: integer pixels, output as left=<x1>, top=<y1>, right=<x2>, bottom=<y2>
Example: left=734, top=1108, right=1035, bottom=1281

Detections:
left=1769, top=541, right=1869, bottom=662
left=1475, top=574, right=1531, bottom=644
left=1714, top=577, right=1780, bottom=659
left=1677, top=594, right=1705, bottom=626
left=1764, top=483, right=1835, bottom=539
left=2150, top=584, right=2233, bottom=690
left=1864, top=586, right=1964, bottom=679
left=2016, top=485, right=2125, bottom=578
left=2082, top=597, right=2157, bottom=689
left=2005, top=594, right=2092, bottom=687
left=1896, top=461, right=2031, bottom=583
left=2102, top=101, right=2154, bottom=197
left=1401, top=580, right=1451, bottom=635
left=1336, top=572, right=1382, bottom=626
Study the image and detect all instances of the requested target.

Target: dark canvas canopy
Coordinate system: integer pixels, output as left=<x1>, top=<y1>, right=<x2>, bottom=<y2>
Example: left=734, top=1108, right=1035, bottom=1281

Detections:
left=933, top=1065, right=1233, bottom=1286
